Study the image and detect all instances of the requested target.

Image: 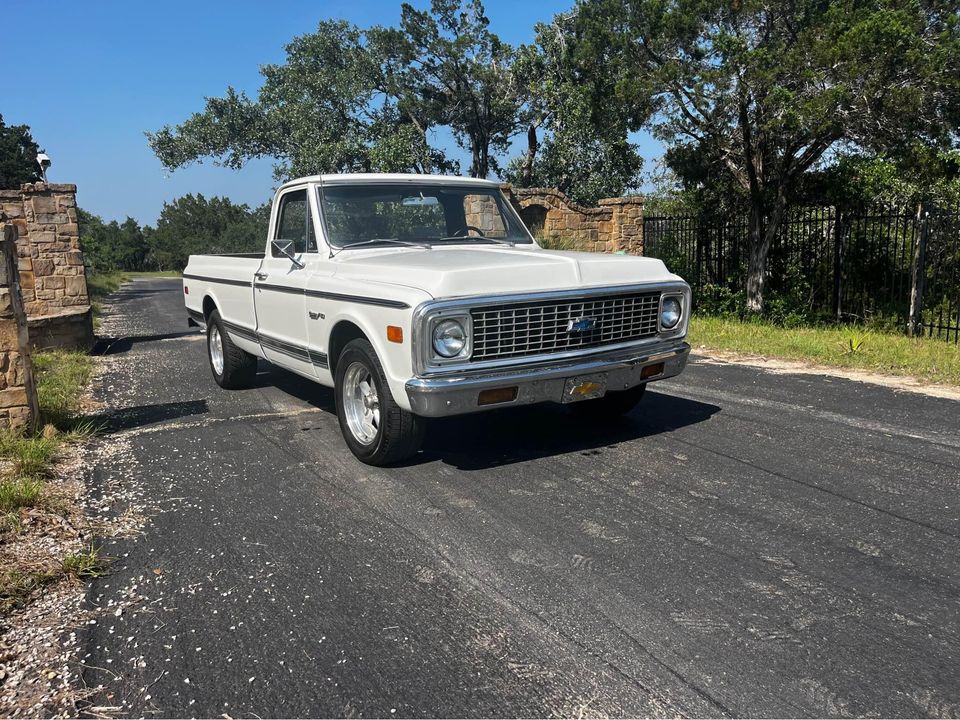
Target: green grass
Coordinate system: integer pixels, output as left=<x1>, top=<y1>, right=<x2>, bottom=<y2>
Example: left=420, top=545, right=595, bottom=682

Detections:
left=0, top=349, right=96, bottom=536
left=689, top=315, right=960, bottom=386
left=0, top=477, right=43, bottom=513
left=32, top=349, right=95, bottom=428
left=62, top=545, right=107, bottom=579
left=0, top=435, right=59, bottom=478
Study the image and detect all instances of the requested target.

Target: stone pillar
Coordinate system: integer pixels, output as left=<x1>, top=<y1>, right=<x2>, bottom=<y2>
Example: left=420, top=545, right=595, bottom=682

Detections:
left=0, top=183, right=94, bottom=350
left=598, top=196, right=645, bottom=254
left=0, top=222, right=40, bottom=431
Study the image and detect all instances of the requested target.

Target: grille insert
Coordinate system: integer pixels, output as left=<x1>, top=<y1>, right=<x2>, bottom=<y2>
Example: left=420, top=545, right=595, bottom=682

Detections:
left=470, top=291, right=661, bottom=362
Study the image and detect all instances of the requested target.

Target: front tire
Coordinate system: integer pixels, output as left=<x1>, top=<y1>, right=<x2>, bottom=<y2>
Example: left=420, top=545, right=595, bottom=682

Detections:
left=335, top=338, right=425, bottom=466
left=207, top=309, right=257, bottom=389
left=569, top=384, right=646, bottom=418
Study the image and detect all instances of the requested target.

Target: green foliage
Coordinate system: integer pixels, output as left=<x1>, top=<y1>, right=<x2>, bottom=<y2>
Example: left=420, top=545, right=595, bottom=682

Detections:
left=149, top=2, right=527, bottom=180
left=505, top=12, right=642, bottom=204
left=148, top=194, right=267, bottom=271
left=33, top=350, right=95, bottom=429
left=79, top=195, right=267, bottom=274
left=570, top=0, right=960, bottom=311
left=78, top=209, right=150, bottom=274
left=0, top=477, right=43, bottom=513
left=840, top=332, right=868, bottom=354
left=62, top=545, right=107, bottom=579
left=0, top=114, right=42, bottom=189
left=395, top=0, right=520, bottom=177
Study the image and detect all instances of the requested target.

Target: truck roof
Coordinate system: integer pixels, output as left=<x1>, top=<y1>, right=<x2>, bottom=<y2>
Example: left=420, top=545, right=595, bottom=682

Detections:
left=278, top=173, right=503, bottom=190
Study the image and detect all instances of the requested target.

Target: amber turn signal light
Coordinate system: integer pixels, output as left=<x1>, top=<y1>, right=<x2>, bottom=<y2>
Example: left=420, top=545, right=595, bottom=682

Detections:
left=386, top=325, right=404, bottom=343
left=477, top=387, right=518, bottom=406
left=641, top=362, right=664, bottom=379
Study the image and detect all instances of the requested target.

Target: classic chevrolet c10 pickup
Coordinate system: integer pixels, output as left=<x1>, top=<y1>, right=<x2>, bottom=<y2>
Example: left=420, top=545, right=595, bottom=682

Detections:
left=183, top=173, right=690, bottom=465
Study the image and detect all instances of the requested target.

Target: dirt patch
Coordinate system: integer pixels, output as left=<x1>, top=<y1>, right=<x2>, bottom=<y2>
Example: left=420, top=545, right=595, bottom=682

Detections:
left=693, top=348, right=960, bottom=401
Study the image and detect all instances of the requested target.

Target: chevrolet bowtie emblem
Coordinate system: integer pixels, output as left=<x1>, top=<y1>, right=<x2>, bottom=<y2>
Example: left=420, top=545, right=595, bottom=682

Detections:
left=567, top=317, right=596, bottom=333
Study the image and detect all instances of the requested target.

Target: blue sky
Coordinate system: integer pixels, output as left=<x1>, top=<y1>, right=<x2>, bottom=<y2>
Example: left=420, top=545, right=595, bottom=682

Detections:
left=7, top=0, right=662, bottom=225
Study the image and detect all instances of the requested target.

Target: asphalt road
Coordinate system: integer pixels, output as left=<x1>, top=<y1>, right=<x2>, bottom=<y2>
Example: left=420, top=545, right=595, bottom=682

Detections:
left=78, top=277, right=960, bottom=718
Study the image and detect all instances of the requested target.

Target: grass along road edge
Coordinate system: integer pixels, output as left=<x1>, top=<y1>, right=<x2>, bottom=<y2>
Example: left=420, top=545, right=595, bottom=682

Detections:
left=689, top=316, right=960, bottom=392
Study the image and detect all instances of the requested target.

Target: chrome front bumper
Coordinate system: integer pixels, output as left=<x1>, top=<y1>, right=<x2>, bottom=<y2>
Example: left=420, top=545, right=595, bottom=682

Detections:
left=405, top=340, right=690, bottom=417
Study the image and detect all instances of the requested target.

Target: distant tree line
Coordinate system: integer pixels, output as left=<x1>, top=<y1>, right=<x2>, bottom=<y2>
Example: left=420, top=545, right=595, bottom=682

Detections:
left=79, top=194, right=269, bottom=274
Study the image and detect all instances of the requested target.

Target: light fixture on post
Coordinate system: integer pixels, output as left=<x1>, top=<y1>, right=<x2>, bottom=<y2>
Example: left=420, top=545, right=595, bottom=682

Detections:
left=36, top=153, right=51, bottom=183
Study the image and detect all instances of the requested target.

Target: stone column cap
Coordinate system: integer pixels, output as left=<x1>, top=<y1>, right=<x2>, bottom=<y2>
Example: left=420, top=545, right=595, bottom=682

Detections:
left=598, top=195, right=645, bottom=206
left=20, top=182, right=78, bottom=193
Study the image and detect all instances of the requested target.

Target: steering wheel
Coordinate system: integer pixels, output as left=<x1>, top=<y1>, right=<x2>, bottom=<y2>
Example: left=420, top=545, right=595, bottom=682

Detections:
left=453, top=225, right=487, bottom=238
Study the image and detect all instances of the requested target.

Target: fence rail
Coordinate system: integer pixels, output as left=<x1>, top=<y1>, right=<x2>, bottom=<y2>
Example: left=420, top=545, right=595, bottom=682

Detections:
left=643, top=204, right=960, bottom=342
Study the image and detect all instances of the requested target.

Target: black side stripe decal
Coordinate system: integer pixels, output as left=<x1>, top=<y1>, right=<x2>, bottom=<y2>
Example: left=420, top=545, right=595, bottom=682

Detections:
left=185, top=274, right=410, bottom=309
left=183, top=273, right=253, bottom=288
left=219, top=319, right=329, bottom=369
left=255, top=283, right=303, bottom=296
left=303, top=289, right=410, bottom=309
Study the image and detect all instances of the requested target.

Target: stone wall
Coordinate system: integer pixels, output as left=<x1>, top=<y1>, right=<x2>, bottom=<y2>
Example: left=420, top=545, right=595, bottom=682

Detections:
left=0, top=223, right=39, bottom=431
left=503, top=185, right=644, bottom=254
left=0, top=183, right=93, bottom=350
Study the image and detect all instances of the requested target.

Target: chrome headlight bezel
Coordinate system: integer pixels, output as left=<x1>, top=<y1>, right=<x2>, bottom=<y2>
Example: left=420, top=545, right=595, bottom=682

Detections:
left=432, top=319, right=467, bottom=358
left=418, top=310, right=473, bottom=368
left=658, top=292, right=685, bottom=335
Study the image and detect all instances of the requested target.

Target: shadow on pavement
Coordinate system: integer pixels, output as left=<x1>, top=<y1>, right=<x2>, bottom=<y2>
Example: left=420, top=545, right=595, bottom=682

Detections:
left=419, top=389, right=721, bottom=470
left=94, top=331, right=200, bottom=356
left=90, top=399, right=210, bottom=433
left=234, top=365, right=720, bottom=470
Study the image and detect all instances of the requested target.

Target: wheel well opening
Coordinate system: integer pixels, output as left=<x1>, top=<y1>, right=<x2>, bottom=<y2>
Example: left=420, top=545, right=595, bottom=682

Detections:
left=202, top=296, right=217, bottom=322
left=328, top=321, right=367, bottom=375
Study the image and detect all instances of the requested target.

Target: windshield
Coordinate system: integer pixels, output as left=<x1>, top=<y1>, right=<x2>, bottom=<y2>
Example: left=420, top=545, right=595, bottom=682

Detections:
left=317, top=183, right=532, bottom=248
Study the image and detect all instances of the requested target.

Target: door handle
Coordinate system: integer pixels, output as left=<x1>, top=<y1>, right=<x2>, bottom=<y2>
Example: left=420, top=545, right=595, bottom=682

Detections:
left=254, top=272, right=268, bottom=281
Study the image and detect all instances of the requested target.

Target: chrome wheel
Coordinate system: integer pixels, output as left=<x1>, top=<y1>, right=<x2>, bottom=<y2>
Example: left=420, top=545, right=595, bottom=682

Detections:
left=209, top=325, right=225, bottom=376
left=342, top=361, right=380, bottom=445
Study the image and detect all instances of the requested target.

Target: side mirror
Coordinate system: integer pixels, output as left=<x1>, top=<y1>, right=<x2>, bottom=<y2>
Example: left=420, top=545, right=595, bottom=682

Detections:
left=271, top=239, right=305, bottom=269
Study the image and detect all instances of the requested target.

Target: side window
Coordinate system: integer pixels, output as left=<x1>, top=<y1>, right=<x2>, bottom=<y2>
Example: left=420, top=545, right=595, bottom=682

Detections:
left=273, top=189, right=317, bottom=256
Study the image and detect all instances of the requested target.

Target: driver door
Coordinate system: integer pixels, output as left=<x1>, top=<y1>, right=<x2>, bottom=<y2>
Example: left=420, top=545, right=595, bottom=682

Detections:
left=253, top=186, right=319, bottom=377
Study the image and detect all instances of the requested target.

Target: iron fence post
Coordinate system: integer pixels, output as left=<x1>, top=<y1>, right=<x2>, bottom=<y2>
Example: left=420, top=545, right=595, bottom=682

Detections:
left=908, top=205, right=930, bottom=337
left=832, top=206, right=844, bottom=321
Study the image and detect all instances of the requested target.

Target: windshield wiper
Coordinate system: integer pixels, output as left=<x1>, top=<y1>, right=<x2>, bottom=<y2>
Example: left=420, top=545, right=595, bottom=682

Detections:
left=330, top=237, right=432, bottom=257
left=434, top=236, right=516, bottom=247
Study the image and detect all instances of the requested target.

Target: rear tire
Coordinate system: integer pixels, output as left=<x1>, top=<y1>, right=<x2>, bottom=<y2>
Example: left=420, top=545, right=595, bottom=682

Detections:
left=568, top=384, right=646, bottom=418
left=335, top=338, right=425, bottom=466
left=207, top=309, right=257, bottom=389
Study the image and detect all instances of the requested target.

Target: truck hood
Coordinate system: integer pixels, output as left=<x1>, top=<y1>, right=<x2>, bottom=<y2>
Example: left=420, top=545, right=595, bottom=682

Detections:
left=332, top=245, right=681, bottom=299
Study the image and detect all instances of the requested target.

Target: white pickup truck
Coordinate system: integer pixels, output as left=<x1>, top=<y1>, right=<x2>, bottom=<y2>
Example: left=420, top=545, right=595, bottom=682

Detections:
left=183, top=174, right=690, bottom=465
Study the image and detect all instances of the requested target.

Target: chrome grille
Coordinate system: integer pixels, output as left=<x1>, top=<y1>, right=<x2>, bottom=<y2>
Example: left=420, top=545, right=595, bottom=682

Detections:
left=470, top=291, right=661, bottom=362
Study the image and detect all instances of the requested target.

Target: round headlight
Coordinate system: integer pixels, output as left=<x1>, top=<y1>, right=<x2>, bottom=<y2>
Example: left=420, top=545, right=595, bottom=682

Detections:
left=432, top=319, right=466, bottom=358
left=660, top=297, right=682, bottom=329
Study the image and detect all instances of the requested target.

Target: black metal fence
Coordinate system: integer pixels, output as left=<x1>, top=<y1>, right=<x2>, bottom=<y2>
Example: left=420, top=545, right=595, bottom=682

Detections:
left=643, top=204, right=960, bottom=342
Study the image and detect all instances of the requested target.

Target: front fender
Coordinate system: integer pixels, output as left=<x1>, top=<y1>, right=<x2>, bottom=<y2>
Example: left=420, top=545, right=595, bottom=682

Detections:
left=306, top=281, right=432, bottom=411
